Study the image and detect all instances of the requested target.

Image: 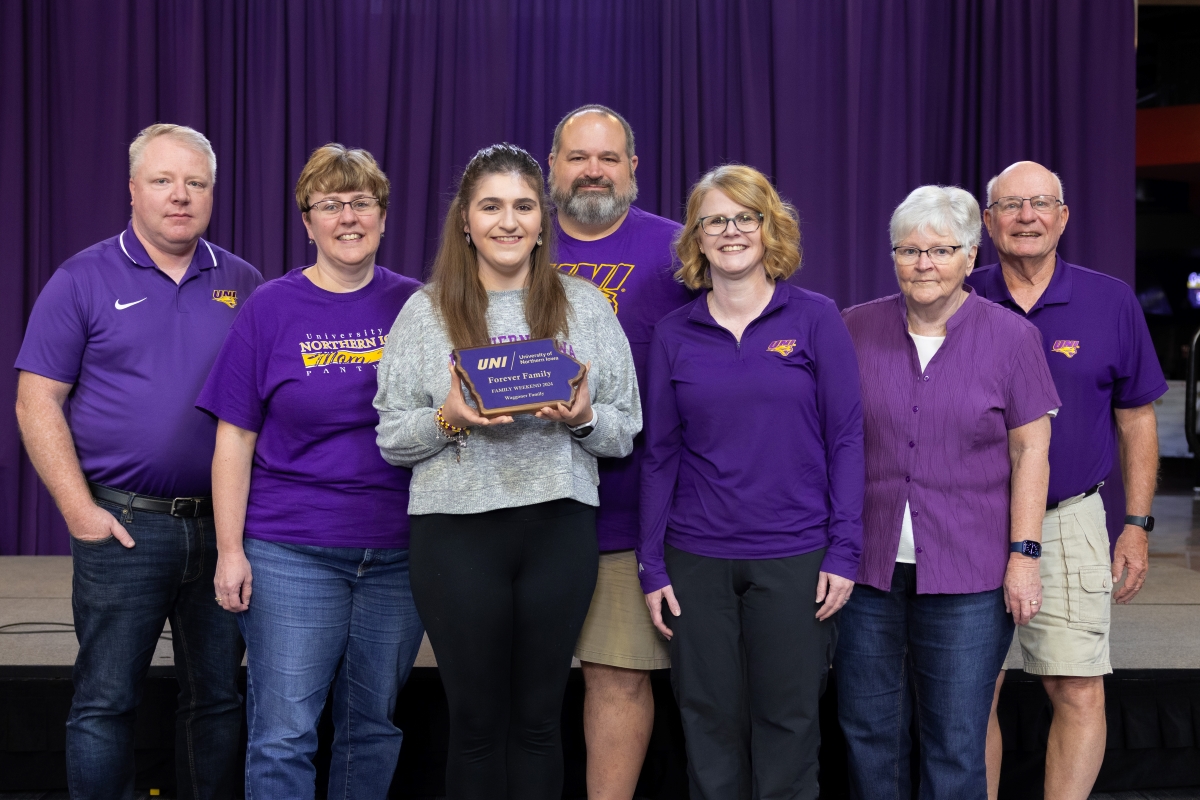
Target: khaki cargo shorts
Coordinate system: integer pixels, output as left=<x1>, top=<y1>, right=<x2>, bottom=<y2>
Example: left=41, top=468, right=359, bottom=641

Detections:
left=574, top=549, right=671, bottom=670
left=1008, top=492, right=1113, bottom=676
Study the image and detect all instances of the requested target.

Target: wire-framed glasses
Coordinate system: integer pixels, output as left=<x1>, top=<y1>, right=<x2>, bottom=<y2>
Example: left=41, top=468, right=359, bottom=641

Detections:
left=987, top=195, right=1063, bottom=216
left=306, top=197, right=381, bottom=217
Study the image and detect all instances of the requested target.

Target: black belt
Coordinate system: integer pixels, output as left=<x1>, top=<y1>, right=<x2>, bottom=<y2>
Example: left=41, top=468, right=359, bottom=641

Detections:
left=1046, top=483, right=1101, bottom=511
left=88, top=482, right=213, bottom=518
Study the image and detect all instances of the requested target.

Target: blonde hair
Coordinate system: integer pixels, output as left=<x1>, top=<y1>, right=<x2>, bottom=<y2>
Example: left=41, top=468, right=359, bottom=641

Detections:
left=295, top=143, right=391, bottom=211
left=674, top=164, right=801, bottom=290
left=129, top=123, right=216, bottom=181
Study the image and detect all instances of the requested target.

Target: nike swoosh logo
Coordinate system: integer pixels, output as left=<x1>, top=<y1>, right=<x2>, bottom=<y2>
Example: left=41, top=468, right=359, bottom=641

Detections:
left=114, top=298, right=146, bottom=310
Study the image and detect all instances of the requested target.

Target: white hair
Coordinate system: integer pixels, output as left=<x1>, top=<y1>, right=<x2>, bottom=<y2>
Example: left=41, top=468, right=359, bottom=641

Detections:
left=985, top=168, right=1064, bottom=205
left=889, top=185, right=981, bottom=250
left=129, top=123, right=217, bottom=182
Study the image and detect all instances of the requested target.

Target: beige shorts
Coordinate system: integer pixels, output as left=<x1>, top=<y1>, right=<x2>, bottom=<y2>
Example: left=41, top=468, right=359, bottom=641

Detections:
left=574, top=549, right=671, bottom=670
left=1011, top=492, right=1113, bottom=677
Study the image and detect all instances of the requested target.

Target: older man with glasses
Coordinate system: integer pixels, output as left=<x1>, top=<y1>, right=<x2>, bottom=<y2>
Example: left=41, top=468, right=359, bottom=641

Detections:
left=967, top=161, right=1166, bottom=800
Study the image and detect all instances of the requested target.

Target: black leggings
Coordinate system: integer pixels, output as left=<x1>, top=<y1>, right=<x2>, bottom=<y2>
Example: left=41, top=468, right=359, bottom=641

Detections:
left=409, top=499, right=598, bottom=800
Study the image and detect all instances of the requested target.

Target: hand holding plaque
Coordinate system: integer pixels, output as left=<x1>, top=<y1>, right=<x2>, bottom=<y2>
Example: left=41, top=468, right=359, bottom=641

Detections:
left=452, top=338, right=587, bottom=419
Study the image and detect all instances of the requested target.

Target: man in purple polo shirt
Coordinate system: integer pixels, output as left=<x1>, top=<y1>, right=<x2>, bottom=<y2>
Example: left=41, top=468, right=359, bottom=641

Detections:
left=547, top=104, right=694, bottom=800
left=14, top=124, right=262, bottom=800
left=967, top=161, right=1165, bottom=800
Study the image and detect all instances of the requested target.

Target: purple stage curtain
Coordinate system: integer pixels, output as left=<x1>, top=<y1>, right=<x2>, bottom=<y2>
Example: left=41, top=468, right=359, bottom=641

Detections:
left=2, top=0, right=1134, bottom=554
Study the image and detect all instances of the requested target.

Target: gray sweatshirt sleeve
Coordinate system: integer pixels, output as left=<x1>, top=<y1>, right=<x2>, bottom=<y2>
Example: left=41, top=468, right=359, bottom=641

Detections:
left=374, top=294, right=450, bottom=467
left=570, top=281, right=642, bottom=459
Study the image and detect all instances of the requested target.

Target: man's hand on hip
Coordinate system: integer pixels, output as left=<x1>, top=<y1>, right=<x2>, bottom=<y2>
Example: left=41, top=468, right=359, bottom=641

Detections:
left=1112, top=524, right=1149, bottom=603
left=65, top=502, right=135, bottom=548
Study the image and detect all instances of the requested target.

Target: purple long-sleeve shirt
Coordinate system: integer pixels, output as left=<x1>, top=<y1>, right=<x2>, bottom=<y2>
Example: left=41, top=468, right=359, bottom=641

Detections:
left=842, top=290, right=1061, bottom=595
left=636, top=281, right=865, bottom=594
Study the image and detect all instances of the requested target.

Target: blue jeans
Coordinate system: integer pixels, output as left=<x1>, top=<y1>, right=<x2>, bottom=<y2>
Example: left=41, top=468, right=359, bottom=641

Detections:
left=834, top=563, right=1014, bottom=800
left=239, top=538, right=425, bottom=800
left=67, top=499, right=244, bottom=800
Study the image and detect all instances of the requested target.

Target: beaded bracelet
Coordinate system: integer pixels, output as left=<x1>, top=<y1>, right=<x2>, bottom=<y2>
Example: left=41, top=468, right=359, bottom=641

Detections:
left=436, top=405, right=470, bottom=461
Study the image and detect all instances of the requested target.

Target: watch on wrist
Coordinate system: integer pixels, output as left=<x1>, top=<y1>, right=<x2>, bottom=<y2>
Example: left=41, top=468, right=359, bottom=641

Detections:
left=569, top=423, right=594, bottom=439
left=1124, top=515, right=1155, bottom=532
left=1010, top=540, right=1042, bottom=559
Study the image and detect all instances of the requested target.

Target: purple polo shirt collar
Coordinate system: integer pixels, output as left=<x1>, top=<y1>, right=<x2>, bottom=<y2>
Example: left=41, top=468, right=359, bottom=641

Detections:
left=119, top=220, right=218, bottom=278
left=978, top=255, right=1072, bottom=313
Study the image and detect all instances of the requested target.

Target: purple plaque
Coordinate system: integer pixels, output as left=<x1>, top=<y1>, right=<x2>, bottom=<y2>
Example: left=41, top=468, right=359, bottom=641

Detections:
left=453, top=338, right=586, bottom=418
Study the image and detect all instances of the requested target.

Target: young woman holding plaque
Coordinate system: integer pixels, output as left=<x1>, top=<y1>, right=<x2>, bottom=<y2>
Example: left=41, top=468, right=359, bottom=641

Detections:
left=636, top=164, right=865, bottom=799
left=373, top=143, right=641, bottom=800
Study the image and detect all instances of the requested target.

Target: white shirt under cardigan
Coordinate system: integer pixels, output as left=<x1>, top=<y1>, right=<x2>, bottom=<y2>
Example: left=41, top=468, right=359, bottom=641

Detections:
left=373, top=274, right=641, bottom=516
left=897, top=332, right=945, bottom=563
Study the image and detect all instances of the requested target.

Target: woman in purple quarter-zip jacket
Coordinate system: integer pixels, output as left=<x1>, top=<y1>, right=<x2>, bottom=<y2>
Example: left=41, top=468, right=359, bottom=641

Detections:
left=836, top=186, right=1061, bottom=800
left=636, top=164, right=865, bottom=800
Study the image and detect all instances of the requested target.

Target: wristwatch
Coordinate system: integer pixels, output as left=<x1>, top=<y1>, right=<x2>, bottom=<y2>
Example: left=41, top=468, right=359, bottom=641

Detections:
left=1010, top=540, right=1042, bottom=558
left=569, top=412, right=596, bottom=439
left=1124, top=515, right=1155, bottom=532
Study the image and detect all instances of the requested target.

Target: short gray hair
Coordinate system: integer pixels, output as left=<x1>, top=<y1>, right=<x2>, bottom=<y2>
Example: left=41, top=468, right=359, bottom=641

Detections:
left=984, top=170, right=1065, bottom=205
left=551, top=104, right=635, bottom=160
left=889, top=185, right=981, bottom=250
left=129, top=123, right=217, bottom=182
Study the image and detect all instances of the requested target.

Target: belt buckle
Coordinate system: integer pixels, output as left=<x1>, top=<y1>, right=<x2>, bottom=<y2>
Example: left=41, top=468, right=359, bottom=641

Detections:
left=170, top=497, right=200, bottom=518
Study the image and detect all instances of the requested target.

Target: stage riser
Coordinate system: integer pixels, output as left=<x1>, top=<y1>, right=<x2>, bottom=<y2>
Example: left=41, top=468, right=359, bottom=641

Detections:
left=2, top=670, right=1197, bottom=798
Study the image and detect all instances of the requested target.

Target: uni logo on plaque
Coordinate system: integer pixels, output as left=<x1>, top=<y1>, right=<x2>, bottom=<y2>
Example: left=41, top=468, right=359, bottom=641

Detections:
left=453, top=338, right=586, bottom=418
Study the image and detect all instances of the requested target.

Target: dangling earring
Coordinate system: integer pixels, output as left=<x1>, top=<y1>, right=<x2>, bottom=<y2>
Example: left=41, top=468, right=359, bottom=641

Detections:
left=465, top=233, right=472, bottom=246
left=308, top=239, right=314, bottom=245
left=536, top=235, right=543, bottom=246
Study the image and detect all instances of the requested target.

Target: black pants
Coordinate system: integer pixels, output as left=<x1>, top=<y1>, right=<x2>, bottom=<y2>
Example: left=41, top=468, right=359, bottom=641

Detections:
left=409, top=499, right=599, bottom=800
left=665, top=544, right=834, bottom=800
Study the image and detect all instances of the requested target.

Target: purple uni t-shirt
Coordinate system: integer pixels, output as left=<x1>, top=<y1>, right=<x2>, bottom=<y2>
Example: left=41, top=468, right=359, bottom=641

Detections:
left=554, top=205, right=695, bottom=550
left=15, top=222, right=263, bottom=497
left=196, top=266, right=421, bottom=548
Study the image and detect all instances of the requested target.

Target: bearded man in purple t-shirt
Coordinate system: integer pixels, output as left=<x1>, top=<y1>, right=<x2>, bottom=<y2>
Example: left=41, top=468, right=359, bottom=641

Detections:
left=14, top=124, right=262, bottom=800
left=547, top=105, right=694, bottom=800
left=969, top=161, right=1166, bottom=800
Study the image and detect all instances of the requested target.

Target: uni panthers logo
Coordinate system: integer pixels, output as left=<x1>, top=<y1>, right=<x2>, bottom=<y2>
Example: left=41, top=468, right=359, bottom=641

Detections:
left=1051, top=340, right=1080, bottom=358
left=555, top=262, right=634, bottom=314
left=212, top=290, right=238, bottom=309
left=767, top=339, right=797, bottom=357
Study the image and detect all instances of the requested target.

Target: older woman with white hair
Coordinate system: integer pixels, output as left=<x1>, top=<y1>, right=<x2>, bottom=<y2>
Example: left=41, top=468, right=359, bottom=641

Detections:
left=836, top=185, right=1061, bottom=799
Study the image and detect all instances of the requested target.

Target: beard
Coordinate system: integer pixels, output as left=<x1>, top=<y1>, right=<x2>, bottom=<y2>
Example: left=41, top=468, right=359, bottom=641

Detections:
left=551, top=173, right=638, bottom=227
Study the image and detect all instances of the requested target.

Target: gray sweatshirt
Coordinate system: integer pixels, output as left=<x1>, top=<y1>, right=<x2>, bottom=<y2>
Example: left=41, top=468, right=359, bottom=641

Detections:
left=374, top=274, right=641, bottom=515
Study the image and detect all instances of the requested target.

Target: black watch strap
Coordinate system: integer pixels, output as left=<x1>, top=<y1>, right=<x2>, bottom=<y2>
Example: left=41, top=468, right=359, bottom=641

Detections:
left=1124, top=515, right=1155, bottom=532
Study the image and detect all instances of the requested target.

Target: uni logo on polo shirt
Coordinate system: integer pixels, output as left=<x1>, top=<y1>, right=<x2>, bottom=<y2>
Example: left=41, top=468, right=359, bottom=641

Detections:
left=212, top=290, right=238, bottom=308
left=767, top=339, right=797, bottom=357
left=1051, top=340, right=1080, bottom=358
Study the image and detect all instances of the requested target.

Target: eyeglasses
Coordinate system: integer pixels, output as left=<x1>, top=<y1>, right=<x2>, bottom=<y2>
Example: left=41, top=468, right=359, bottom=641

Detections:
left=306, top=197, right=381, bottom=217
left=699, top=212, right=763, bottom=236
left=892, top=245, right=963, bottom=266
left=987, top=195, right=1063, bottom=216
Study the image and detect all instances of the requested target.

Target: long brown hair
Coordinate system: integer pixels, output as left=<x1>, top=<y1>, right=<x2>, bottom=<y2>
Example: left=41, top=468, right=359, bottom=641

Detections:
left=430, top=144, right=567, bottom=350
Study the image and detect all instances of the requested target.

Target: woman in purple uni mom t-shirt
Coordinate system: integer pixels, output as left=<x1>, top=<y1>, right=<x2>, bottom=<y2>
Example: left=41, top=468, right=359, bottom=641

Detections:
left=197, top=145, right=424, bottom=800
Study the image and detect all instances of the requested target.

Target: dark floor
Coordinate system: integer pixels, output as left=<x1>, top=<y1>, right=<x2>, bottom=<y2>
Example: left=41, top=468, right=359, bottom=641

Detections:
left=2, top=792, right=1200, bottom=800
